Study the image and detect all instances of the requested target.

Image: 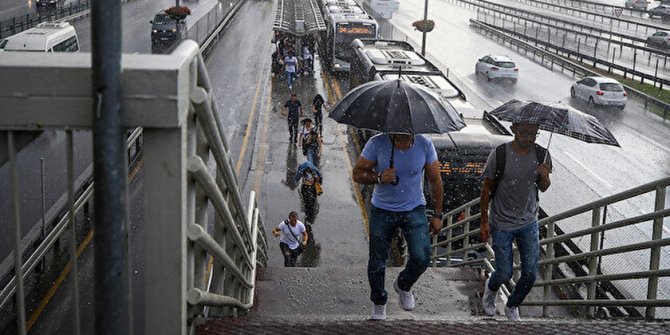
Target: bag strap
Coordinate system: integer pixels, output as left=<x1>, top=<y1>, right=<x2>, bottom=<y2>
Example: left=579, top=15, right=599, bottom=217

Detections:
left=490, top=143, right=506, bottom=199
left=284, top=220, right=301, bottom=245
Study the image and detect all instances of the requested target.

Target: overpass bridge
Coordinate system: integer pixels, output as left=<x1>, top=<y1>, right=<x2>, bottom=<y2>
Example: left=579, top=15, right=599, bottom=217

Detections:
left=0, top=0, right=669, bottom=334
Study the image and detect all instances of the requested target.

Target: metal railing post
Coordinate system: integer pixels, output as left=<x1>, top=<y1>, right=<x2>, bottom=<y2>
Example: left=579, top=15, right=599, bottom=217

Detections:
left=543, top=220, right=555, bottom=317
left=446, top=215, right=453, bottom=266
left=587, top=206, right=602, bottom=317
left=8, top=132, right=27, bottom=335
left=646, top=185, right=667, bottom=319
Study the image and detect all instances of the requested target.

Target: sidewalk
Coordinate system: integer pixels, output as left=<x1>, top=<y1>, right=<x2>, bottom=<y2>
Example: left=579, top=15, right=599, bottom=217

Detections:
left=247, top=59, right=370, bottom=268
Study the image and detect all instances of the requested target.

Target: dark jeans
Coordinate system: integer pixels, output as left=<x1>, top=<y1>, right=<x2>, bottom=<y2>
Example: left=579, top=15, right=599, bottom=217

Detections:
left=288, top=119, right=298, bottom=143
left=487, top=221, right=540, bottom=307
left=368, top=205, right=431, bottom=305
left=313, top=111, right=323, bottom=135
left=280, top=242, right=301, bottom=267
left=301, top=184, right=317, bottom=224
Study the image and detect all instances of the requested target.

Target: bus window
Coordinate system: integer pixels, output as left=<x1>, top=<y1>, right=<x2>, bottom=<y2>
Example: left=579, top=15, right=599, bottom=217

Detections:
left=334, top=23, right=375, bottom=62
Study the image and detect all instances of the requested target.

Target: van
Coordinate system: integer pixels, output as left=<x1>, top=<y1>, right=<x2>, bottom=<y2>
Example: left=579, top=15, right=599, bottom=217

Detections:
left=0, top=22, right=79, bottom=52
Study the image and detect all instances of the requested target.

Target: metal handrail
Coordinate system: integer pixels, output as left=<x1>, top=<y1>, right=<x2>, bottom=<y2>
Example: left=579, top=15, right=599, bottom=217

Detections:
left=425, top=176, right=670, bottom=318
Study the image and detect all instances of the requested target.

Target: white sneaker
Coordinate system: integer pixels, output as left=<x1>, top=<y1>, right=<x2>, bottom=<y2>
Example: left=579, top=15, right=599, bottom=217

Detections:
left=394, top=279, right=415, bottom=311
left=505, top=305, right=521, bottom=321
left=371, top=304, right=386, bottom=320
left=482, top=277, right=497, bottom=316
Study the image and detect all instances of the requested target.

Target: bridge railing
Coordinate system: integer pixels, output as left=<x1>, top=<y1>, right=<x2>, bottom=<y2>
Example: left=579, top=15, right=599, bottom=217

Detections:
left=421, top=176, right=670, bottom=318
left=0, top=40, right=267, bottom=334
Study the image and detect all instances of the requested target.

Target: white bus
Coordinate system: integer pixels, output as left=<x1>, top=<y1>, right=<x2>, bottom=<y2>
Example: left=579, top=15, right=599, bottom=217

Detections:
left=321, top=12, right=378, bottom=72
left=0, top=22, right=79, bottom=53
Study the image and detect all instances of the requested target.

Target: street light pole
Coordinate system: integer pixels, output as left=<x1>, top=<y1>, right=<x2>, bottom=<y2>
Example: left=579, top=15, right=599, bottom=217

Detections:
left=421, top=0, right=429, bottom=56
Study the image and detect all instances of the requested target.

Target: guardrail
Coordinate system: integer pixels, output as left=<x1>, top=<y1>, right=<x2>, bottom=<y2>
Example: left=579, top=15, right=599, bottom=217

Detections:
left=469, top=19, right=670, bottom=119
left=0, top=39, right=268, bottom=334
left=424, top=176, right=670, bottom=318
left=509, top=0, right=668, bottom=34
left=448, top=0, right=665, bottom=41
left=473, top=3, right=670, bottom=64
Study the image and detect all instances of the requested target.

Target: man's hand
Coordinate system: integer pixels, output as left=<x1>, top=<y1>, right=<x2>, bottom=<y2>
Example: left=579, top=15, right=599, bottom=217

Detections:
left=272, top=228, right=281, bottom=237
left=302, top=240, right=308, bottom=247
left=429, top=217, right=443, bottom=235
left=379, top=168, right=396, bottom=184
left=538, top=163, right=551, bottom=178
left=480, top=214, right=490, bottom=242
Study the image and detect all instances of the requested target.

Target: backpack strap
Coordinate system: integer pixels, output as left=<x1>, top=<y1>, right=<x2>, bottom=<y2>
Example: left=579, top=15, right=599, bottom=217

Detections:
left=533, top=144, right=548, bottom=202
left=490, top=143, right=507, bottom=199
left=284, top=220, right=302, bottom=246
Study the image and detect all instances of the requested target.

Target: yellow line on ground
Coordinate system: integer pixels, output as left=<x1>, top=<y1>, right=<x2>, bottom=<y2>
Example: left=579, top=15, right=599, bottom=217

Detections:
left=27, top=228, right=94, bottom=331
left=28, top=155, right=144, bottom=330
left=235, top=43, right=272, bottom=175
left=324, top=73, right=370, bottom=239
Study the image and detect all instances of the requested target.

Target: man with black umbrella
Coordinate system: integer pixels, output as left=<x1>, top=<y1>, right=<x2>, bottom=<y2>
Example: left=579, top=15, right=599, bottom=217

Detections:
left=479, top=122, right=552, bottom=321
left=353, top=132, right=443, bottom=321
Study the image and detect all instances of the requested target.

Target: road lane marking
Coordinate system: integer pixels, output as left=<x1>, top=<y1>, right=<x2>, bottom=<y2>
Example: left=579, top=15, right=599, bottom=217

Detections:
left=563, top=151, right=613, bottom=190
left=28, top=156, right=144, bottom=330
left=324, top=72, right=370, bottom=238
left=253, top=82, right=273, bottom=195
left=235, top=42, right=272, bottom=174
left=27, top=228, right=94, bottom=332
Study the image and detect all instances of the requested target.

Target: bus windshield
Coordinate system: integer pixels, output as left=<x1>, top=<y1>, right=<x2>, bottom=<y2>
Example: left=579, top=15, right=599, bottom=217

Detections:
left=334, top=23, right=376, bottom=62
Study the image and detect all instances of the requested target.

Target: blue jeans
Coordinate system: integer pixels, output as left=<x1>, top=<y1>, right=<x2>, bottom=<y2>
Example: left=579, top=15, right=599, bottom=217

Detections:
left=368, top=205, right=431, bottom=305
left=286, top=71, right=295, bottom=88
left=488, top=221, right=540, bottom=307
left=306, top=147, right=317, bottom=163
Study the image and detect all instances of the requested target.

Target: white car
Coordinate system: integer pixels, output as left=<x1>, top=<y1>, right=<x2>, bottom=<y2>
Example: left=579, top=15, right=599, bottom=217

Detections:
left=646, top=30, right=670, bottom=49
left=475, top=55, right=518, bottom=83
left=570, top=77, right=627, bottom=109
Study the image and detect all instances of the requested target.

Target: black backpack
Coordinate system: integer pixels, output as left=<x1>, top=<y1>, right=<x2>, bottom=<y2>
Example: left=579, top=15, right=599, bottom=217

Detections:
left=490, top=143, right=547, bottom=201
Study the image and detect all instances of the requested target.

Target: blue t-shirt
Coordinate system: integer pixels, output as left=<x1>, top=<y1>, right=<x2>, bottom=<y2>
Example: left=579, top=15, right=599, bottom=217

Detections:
left=362, top=134, right=438, bottom=212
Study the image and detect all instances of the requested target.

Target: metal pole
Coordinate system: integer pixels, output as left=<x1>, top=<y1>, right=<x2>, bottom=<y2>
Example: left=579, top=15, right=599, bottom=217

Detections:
left=66, top=131, right=81, bottom=335
left=91, top=0, right=128, bottom=331
left=40, top=158, right=47, bottom=273
left=421, top=0, right=429, bottom=56
left=9, top=132, right=27, bottom=335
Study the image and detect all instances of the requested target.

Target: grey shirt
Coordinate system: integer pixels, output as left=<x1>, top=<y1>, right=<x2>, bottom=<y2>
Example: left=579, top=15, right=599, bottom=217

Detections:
left=482, top=142, right=552, bottom=230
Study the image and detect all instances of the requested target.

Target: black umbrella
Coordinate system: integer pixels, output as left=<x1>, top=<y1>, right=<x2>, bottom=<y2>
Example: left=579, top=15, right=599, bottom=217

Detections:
left=489, top=99, right=620, bottom=162
left=329, top=78, right=466, bottom=184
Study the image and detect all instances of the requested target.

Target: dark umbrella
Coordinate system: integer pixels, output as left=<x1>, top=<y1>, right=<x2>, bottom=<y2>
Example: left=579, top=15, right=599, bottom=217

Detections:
left=329, top=78, right=466, bottom=183
left=489, top=99, right=620, bottom=162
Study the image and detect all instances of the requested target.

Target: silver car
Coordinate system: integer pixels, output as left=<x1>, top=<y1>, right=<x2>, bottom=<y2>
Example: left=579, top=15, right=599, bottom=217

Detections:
left=625, top=0, right=650, bottom=11
left=646, top=30, right=670, bottom=49
left=570, top=77, right=627, bottom=110
left=648, top=5, right=670, bottom=18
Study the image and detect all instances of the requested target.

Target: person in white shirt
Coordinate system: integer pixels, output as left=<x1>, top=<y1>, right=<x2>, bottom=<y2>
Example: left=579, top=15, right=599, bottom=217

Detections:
left=272, top=211, right=308, bottom=267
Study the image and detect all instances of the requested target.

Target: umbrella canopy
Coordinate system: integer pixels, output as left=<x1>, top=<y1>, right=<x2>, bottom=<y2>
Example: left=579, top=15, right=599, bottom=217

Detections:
left=328, top=79, right=466, bottom=135
left=489, top=99, right=620, bottom=147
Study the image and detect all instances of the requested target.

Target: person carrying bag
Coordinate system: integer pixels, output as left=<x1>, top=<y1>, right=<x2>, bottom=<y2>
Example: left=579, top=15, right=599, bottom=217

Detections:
left=272, top=211, right=308, bottom=267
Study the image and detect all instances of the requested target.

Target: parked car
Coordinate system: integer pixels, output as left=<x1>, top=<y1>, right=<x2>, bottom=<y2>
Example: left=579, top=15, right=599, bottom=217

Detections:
left=625, top=0, right=650, bottom=11
left=475, top=55, right=518, bottom=83
left=570, top=77, right=627, bottom=110
left=646, top=30, right=670, bottom=49
left=648, top=5, right=670, bottom=19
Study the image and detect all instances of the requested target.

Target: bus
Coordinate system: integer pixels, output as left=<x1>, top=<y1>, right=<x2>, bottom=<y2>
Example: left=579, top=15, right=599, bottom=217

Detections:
left=349, top=38, right=511, bottom=224
left=320, top=9, right=378, bottom=72
left=0, top=22, right=79, bottom=53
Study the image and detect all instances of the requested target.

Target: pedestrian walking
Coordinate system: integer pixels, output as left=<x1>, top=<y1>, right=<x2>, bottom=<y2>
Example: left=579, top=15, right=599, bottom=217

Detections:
left=284, top=51, right=298, bottom=91
left=303, top=129, right=322, bottom=164
left=302, top=46, right=313, bottom=74
left=479, top=122, right=552, bottom=321
left=299, top=118, right=315, bottom=148
left=283, top=93, right=303, bottom=145
left=312, top=94, right=325, bottom=136
left=352, top=133, right=444, bottom=321
left=272, top=211, right=308, bottom=267
left=295, top=162, right=322, bottom=225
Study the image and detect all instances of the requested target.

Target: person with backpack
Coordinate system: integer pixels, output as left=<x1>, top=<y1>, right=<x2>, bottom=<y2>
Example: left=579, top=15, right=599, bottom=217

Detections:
left=272, top=211, right=308, bottom=267
left=479, top=122, right=552, bottom=321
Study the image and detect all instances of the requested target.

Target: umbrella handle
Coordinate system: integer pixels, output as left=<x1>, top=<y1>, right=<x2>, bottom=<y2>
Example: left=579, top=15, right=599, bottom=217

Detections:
left=389, top=135, right=399, bottom=185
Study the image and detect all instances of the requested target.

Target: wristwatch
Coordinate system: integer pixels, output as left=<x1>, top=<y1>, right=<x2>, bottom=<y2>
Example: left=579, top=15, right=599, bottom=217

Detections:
left=377, top=172, right=383, bottom=184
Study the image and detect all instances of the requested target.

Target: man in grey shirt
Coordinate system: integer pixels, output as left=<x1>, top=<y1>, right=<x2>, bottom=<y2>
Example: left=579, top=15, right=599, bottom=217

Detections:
left=479, top=122, right=552, bottom=321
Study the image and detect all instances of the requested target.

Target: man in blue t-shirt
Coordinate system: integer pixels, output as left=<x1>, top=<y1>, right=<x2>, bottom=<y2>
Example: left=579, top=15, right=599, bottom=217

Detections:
left=353, top=133, right=444, bottom=321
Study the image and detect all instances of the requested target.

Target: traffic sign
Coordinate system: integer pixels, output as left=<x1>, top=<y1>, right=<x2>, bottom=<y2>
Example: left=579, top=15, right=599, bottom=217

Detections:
left=613, top=8, right=623, bottom=18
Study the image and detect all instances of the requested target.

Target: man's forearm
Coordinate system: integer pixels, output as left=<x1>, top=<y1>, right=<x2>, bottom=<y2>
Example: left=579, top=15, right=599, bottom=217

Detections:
left=429, top=181, right=443, bottom=214
left=353, top=168, right=379, bottom=185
